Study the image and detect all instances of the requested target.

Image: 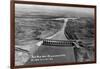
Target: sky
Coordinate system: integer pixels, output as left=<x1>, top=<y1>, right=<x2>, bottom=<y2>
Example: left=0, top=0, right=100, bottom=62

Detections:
left=15, top=3, right=95, bottom=17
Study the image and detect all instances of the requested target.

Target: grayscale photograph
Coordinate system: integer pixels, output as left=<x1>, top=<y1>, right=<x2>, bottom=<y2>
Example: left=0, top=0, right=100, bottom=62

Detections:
left=15, top=3, right=95, bottom=66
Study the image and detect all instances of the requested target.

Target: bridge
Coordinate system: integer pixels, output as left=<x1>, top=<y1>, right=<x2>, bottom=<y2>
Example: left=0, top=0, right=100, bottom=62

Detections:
left=36, top=18, right=79, bottom=47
